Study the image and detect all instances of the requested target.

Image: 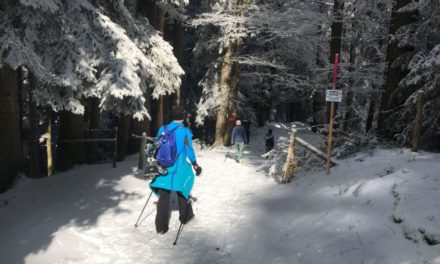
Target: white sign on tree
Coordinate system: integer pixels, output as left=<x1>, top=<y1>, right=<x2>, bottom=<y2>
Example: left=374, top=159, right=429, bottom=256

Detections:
left=326, top=89, right=343, bottom=102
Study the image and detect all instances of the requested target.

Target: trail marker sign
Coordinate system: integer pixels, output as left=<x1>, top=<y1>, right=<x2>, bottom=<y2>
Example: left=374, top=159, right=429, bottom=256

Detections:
left=326, top=52, right=340, bottom=175
left=326, top=89, right=343, bottom=102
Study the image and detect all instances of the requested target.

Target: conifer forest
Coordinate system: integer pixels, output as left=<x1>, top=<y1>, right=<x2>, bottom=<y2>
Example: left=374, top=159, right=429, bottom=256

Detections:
left=0, top=1, right=440, bottom=263
left=1, top=0, right=438, bottom=190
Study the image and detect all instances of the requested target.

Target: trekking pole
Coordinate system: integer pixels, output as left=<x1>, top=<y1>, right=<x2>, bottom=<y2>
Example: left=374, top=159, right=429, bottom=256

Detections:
left=173, top=198, right=192, bottom=246
left=134, top=191, right=153, bottom=228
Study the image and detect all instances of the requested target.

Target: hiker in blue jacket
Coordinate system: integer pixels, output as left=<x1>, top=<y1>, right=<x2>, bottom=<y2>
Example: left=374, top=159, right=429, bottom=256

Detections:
left=231, top=119, right=248, bottom=163
left=150, top=106, right=202, bottom=234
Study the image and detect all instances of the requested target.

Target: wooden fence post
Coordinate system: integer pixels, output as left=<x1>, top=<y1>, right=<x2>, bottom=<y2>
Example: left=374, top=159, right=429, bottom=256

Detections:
left=138, top=132, right=147, bottom=170
left=282, top=128, right=297, bottom=183
left=412, top=91, right=424, bottom=152
left=113, top=126, right=118, bottom=168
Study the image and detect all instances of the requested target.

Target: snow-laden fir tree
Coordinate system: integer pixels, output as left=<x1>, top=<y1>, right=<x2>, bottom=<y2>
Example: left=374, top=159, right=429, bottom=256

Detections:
left=0, top=0, right=184, bottom=120
left=192, top=0, right=328, bottom=144
left=384, top=0, right=440, bottom=150
left=332, top=0, right=392, bottom=133
left=0, top=0, right=185, bottom=186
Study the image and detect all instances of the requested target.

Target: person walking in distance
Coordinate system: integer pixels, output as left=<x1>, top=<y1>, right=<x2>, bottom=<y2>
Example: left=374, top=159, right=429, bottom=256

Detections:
left=265, top=129, right=275, bottom=152
left=149, top=106, right=202, bottom=234
left=231, top=119, right=248, bottom=163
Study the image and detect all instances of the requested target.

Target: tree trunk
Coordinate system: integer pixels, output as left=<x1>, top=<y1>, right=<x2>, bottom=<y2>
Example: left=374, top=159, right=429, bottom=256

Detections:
left=154, top=96, right=165, bottom=130
left=377, top=0, right=418, bottom=135
left=56, top=111, right=85, bottom=171
left=128, top=118, right=148, bottom=154
left=328, top=0, right=344, bottom=123
left=312, top=91, right=325, bottom=132
left=124, top=0, right=137, bottom=16
left=0, top=65, right=21, bottom=192
left=85, top=98, right=100, bottom=163
left=411, top=91, right=424, bottom=152
left=329, top=0, right=344, bottom=63
left=28, top=74, right=41, bottom=178
left=138, top=0, right=156, bottom=24
left=365, top=93, right=376, bottom=133
left=344, top=34, right=359, bottom=132
left=173, top=19, right=182, bottom=106
left=116, top=116, right=130, bottom=161
left=267, top=66, right=276, bottom=124
left=213, top=0, right=250, bottom=146
left=214, top=39, right=241, bottom=146
left=223, top=39, right=241, bottom=145
left=155, top=2, right=164, bottom=33
left=17, top=67, right=23, bottom=145
left=311, top=6, right=328, bottom=130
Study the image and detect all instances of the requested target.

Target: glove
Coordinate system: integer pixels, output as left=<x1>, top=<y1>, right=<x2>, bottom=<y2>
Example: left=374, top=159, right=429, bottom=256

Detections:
left=195, top=166, right=202, bottom=176
left=192, top=162, right=202, bottom=176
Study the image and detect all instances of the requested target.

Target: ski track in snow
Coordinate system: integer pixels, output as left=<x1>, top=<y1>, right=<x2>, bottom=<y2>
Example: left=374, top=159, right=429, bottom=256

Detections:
left=1, top=125, right=440, bottom=264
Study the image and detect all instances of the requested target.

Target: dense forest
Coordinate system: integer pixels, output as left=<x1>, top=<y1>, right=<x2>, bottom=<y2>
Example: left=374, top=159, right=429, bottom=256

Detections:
left=0, top=0, right=439, bottom=192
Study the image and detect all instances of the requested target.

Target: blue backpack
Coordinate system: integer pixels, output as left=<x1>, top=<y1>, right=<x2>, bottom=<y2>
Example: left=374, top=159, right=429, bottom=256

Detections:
left=155, top=125, right=183, bottom=167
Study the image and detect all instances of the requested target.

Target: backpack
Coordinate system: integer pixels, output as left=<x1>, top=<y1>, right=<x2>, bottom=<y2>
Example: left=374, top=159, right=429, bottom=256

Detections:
left=155, top=125, right=183, bottom=167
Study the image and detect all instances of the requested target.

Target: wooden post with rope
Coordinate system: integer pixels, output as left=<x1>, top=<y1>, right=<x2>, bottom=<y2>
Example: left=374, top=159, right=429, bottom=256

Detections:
left=131, top=133, right=156, bottom=170
left=113, top=126, right=118, bottom=168
left=282, top=128, right=297, bottom=183
left=138, top=132, right=147, bottom=170
left=326, top=53, right=340, bottom=175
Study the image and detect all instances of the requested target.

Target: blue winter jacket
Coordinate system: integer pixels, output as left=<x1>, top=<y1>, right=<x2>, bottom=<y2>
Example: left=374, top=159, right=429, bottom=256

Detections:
left=149, top=121, right=197, bottom=199
left=231, top=125, right=247, bottom=144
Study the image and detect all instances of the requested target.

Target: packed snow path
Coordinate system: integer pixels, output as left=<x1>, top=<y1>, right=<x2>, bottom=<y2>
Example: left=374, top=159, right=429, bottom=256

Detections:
left=1, top=125, right=440, bottom=264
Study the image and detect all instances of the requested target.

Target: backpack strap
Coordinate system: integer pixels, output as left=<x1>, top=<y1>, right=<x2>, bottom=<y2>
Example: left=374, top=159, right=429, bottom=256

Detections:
left=167, top=125, right=190, bottom=147
left=158, top=124, right=182, bottom=136
left=169, top=125, right=184, bottom=133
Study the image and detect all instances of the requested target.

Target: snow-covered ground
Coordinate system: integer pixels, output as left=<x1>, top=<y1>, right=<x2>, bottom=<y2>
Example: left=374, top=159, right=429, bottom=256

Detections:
left=1, top=124, right=440, bottom=264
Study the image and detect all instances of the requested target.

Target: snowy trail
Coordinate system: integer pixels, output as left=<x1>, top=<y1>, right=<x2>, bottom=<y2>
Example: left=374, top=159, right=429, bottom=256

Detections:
left=0, top=130, right=277, bottom=264
left=1, top=125, right=440, bottom=264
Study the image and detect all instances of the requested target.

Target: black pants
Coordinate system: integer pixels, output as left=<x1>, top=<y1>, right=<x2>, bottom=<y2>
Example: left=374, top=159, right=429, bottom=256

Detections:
left=155, top=189, right=194, bottom=233
left=265, top=145, right=274, bottom=152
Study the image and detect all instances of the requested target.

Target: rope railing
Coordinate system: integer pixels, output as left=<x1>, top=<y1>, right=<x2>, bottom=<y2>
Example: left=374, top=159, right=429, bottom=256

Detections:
left=280, top=99, right=421, bottom=182
left=24, top=127, right=119, bottom=168
left=290, top=104, right=406, bottom=132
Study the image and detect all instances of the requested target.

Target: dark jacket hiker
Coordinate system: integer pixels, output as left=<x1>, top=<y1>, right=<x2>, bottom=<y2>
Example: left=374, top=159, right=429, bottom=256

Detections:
left=265, top=129, right=274, bottom=152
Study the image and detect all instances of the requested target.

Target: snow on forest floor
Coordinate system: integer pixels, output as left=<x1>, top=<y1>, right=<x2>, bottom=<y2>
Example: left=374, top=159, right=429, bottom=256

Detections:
left=1, top=124, right=440, bottom=264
